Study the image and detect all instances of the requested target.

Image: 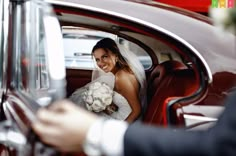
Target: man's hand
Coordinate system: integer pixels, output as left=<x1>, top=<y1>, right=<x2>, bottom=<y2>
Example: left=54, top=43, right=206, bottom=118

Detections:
left=32, top=100, right=98, bottom=152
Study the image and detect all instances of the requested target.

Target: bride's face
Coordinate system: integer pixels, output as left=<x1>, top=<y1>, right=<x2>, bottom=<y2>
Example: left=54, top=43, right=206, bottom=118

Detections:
left=93, top=48, right=117, bottom=73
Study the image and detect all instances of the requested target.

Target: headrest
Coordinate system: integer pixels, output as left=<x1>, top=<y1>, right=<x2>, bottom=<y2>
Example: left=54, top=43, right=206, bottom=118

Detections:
left=149, top=60, right=188, bottom=82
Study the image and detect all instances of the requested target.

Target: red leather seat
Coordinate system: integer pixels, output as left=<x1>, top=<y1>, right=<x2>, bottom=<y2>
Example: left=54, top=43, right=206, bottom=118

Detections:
left=66, top=69, right=92, bottom=97
left=144, top=60, right=197, bottom=126
left=147, top=60, right=188, bottom=103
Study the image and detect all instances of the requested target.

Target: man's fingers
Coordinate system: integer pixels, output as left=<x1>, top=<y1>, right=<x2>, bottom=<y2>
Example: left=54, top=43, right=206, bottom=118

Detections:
left=33, top=121, right=83, bottom=153
left=36, top=109, right=63, bottom=125
left=32, top=122, right=62, bottom=146
left=48, top=100, right=78, bottom=112
left=57, top=144, right=83, bottom=152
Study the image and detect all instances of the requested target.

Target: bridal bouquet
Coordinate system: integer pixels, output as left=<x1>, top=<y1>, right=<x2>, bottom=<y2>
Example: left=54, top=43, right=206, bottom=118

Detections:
left=82, top=81, right=118, bottom=113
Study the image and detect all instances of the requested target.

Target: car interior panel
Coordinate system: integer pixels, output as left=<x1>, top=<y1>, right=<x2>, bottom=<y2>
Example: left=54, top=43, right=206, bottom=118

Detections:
left=196, top=72, right=236, bottom=107
left=66, top=69, right=92, bottom=97
left=163, top=73, right=236, bottom=128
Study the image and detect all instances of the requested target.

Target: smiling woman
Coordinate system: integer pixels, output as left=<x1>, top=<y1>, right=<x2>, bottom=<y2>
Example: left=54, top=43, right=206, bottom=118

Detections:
left=93, top=47, right=118, bottom=73
left=69, top=38, right=147, bottom=123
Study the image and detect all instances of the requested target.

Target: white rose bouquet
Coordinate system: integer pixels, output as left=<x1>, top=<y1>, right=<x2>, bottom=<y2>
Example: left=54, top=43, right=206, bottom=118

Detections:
left=69, top=73, right=130, bottom=120
left=82, top=81, right=118, bottom=113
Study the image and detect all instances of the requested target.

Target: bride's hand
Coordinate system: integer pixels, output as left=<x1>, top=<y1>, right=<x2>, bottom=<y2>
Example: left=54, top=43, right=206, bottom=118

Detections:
left=103, top=103, right=119, bottom=115
left=32, top=100, right=98, bottom=152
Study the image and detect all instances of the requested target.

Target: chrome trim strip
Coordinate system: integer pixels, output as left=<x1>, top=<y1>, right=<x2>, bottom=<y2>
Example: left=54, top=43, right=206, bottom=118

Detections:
left=3, top=101, right=28, bottom=134
left=4, top=95, right=37, bottom=134
left=46, top=0, right=213, bottom=83
left=0, top=0, right=3, bottom=87
left=184, top=114, right=217, bottom=122
left=11, top=2, right=23, bottom=88
left=0, top=0, right=9, bottom=90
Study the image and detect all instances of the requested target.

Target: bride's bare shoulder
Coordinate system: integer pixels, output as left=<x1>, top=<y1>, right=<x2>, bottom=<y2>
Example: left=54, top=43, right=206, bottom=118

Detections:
left=115, top=70, right=138, bottom=88
left=116, top=69, right=134, bottom=80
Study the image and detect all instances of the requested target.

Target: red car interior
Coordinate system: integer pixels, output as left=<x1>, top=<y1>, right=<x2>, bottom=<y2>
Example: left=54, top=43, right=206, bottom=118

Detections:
left=201, top=72, right=236, bottom=106
left=144, top=60, right=198, bottom=126
left=66, top=69, right=92, bottom=97
left=65, top=60, right=199, bottom=127
left=164, top=72, right=236, bottom=127
left=65, top=61, right=236, bottom=128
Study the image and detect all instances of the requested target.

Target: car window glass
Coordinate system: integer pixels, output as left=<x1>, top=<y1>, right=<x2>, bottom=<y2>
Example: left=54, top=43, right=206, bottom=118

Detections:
left=62, top=27, right=152, bottom=70
left=126, top=40, right=152, bottom=69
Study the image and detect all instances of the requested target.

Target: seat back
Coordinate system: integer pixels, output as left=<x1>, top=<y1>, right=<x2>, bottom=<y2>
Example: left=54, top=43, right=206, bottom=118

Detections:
left=144, top=60, right=197, bottom=126
left=66, top=69, right=92, bottom=97
left=147, top=60, right=188, bottom=103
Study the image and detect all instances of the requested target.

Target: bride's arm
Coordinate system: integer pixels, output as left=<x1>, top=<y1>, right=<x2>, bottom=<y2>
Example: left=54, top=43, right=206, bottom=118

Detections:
left=115, top=71, right=141, bottom=123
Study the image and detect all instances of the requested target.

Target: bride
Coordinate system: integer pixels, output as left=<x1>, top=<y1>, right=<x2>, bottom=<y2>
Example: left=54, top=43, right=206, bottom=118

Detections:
left=70, top=38, right=146, bottom=123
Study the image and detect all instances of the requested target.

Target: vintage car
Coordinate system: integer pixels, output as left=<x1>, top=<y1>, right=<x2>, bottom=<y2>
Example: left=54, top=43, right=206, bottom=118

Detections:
left=0, top=0, right=236, bottom=155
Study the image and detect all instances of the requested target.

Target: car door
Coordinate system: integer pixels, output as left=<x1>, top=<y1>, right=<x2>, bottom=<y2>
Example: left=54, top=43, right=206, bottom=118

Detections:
left=0, top=0, right=66, bottom=155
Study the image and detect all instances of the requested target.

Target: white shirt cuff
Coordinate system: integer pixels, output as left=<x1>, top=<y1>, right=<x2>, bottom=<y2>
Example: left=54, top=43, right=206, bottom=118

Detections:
left=83, top=118, right=128, bottom=156
left=101, top=119, right=128, bottom=156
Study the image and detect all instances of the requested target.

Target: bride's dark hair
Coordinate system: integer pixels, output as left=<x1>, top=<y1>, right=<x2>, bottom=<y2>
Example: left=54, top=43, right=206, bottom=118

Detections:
left=92, top=38, right=132, bottom=72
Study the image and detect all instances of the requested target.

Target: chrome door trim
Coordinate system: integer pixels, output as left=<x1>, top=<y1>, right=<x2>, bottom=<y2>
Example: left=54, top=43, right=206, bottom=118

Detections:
left=11, top=0, right=24, bottom=88
left=0, top=0, right=9, bottom=90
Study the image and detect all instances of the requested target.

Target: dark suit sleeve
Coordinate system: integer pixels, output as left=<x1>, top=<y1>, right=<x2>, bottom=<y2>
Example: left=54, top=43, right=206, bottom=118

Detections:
left=124, top=91, right=236, bottom=156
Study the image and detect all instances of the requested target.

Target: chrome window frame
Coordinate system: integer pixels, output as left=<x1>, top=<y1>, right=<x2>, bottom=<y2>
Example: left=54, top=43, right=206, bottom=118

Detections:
left=9, top=0, right=66, bottom=106
left=0, top=0, right=9, bottom=90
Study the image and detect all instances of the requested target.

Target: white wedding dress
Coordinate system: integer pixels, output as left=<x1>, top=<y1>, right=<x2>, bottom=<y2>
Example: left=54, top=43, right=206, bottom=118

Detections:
left=69, top=72, right=132, bottom=120
left=70, top=42, right=147, bottom=120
